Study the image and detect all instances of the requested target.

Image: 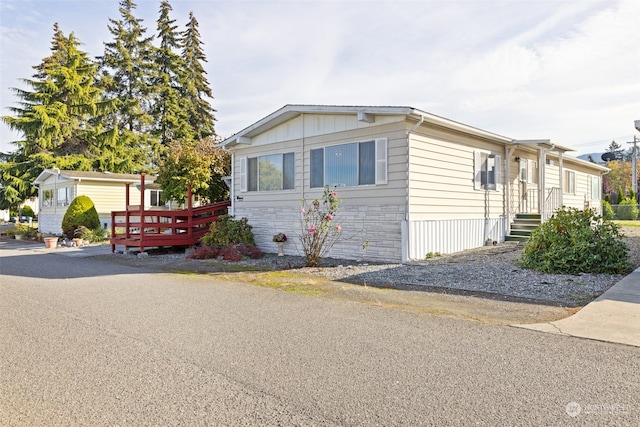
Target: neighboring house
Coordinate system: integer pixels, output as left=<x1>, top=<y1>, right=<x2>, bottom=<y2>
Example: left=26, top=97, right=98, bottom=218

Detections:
left=221, top=105, right=609, bottom=263
left=32, top=169, right=158, bottom=234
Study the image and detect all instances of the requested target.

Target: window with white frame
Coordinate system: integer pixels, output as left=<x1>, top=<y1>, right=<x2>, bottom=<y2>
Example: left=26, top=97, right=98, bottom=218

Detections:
left=529, top=160, right=539, bottom=184
left=474, top=151, right=501, bottom=191
left=591, top=176, right=600, bottom=199
left=565, top=170, right=575, bottom=194
left=310, top=138, right=387, bottom=188
left=241, top=152, right=295, bottom=192
left=56, top=187, right=72, bottom=206
left=41, top=189, right=53, bottom=208
left=519, top=158, right=527, bottom=181
left=149, top=190, right=163, bottom=207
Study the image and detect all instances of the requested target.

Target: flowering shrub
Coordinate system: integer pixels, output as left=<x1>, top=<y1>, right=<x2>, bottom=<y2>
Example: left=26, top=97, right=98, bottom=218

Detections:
left=299, top=186, right=342, bottom=267
left=272, top=233, right=287, bottom=242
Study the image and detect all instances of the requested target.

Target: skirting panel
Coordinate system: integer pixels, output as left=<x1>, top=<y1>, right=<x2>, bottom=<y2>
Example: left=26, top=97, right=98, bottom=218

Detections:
left=407, top=217, right=507, bottom=260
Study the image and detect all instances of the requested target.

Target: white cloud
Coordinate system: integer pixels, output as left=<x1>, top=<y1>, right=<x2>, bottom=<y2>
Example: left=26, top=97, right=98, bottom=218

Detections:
left=1, top=0, right=639, bottom=156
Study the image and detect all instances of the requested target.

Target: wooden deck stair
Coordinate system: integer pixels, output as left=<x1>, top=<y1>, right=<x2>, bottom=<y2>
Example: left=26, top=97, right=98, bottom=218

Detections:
left=505, top=213, right=541, bottom=242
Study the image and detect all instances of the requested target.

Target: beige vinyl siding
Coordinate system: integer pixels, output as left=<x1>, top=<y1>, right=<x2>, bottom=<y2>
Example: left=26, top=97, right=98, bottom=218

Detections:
left=248, top=113, right=406, bottom=147
left=233, top=121, right=409, bottom=208
left=76, top=182, right=135, bottom=213
left=408, top=128, right=505, bottom=220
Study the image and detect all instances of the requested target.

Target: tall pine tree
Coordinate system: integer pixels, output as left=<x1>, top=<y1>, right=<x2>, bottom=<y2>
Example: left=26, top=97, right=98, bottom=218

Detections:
left=152, top=0, right=193, bottom=147
left=1, top=24, right=117, bottom=206
left=181, top=11, right=216, bottom=141
left=98, top=0, right=158, bottom=172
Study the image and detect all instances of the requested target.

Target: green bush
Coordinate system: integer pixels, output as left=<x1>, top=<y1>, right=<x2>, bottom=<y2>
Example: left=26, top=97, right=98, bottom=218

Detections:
left=518, top=207, right=630, bottom=274
left=200, top=215, right=255, bottom=247
left=602, top=200, right=615, bottom=220
left=617, top=198, right=639, bottom=220
left=20, top=205, right=35, bottom=218
left=74, top=225, right=110, bottom=243
left=61, top=195, right=100, bottom=238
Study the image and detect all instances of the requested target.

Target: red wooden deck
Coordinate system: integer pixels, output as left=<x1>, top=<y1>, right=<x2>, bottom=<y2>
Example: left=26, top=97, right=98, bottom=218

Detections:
left=110, top=175, right=230, bottom=253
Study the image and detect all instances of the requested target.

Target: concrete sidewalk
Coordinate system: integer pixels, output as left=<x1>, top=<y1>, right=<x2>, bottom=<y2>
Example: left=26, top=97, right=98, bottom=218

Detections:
left=516, top=267, right=640, bottom=347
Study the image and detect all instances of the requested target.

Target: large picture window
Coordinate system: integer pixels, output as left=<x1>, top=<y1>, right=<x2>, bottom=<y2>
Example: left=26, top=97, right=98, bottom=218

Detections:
left=243, top=152, right=295, bottom=192
left=310, top=138, right=387, bottom=188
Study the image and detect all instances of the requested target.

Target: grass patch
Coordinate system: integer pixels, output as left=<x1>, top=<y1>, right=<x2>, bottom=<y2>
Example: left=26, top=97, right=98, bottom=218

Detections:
left=171, top=270, right=201, bottom=275
left=213, top=270, right=329, bottom=296
left=614, top=220, right=640, bottom=228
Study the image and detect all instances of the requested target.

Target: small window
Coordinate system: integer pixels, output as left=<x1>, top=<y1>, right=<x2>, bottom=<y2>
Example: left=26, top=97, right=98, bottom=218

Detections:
left=474, top=151, right=501, bottom=191
left=245, top=152, right=295, bottom=192
left=565, top=170, right=575, bottom=194
left=591, top=176, right=600, bottom=199
left=57, top=187, right=71, bottom=206
left=41, top=189, right=53, bottom=208
left=519, top=158, right=527, bottom=182
left=529, top=160, right=539, bottom=184
left=150, top=190, right=163, bottom=207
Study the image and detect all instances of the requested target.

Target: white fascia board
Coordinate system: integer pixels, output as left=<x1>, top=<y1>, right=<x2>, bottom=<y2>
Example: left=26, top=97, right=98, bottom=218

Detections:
left=513, top=139, right=575, bottom=153
left=221, top=105, right=416, bottom=148
left=409, top=108, right=513, bottom=144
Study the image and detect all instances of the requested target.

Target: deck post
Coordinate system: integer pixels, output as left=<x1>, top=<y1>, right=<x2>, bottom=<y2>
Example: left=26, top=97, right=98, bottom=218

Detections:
left=187, top=184, right=193, bottom=239
left=139, top=173, right=145, bottom=252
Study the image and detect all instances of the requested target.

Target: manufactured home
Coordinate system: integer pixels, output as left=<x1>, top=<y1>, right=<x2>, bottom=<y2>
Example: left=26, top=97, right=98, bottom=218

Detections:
left=222, top=105, right=608, bottom=263
left=33, top=169, right=158, bottom=235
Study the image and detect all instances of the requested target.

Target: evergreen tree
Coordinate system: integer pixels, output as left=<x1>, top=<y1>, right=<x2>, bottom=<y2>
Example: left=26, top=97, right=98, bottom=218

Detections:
left=152, top=0, right=193, bottom=147
left=606, top=140, right=625, bottom=161
left=98, top=0, right=158, bottom=172
left=1, top=24, right=117, bottom=205
left=181, top=11, right=216, bottom=140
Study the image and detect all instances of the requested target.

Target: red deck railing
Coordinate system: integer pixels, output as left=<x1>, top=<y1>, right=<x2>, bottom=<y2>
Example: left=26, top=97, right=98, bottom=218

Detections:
left=110, top=174, right=230, bottom=253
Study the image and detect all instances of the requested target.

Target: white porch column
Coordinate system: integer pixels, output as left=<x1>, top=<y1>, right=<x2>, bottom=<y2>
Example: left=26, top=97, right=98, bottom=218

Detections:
left=538, top=149, right=546, bottom=216
left=558, top=152, right=564, bottom=208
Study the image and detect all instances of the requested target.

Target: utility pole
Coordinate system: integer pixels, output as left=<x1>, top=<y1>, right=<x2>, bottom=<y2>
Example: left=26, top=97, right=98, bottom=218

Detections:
left=634, top=120, right=640, bottom=195
left=628, top=135, right=638, bottom=194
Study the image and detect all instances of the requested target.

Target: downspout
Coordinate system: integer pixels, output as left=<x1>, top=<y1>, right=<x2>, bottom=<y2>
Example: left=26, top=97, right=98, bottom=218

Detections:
left=229, top=151, right=235, bottom=216
left=404, top=115, right=424, bottom=262
left=301, top=113, right=305, bottom=201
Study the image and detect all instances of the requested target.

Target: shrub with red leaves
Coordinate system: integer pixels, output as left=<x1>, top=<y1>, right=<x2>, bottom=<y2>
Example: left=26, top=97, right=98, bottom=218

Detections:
left=220, top=245, right=242, bottom=261
left=187, top=245, right=221, bottom=259
left=187, top=244, right=263, bottom=261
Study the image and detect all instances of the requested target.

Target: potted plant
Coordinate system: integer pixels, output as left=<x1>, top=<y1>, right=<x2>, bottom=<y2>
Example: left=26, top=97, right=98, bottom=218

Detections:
left=272, top=233, right=287, bottom=256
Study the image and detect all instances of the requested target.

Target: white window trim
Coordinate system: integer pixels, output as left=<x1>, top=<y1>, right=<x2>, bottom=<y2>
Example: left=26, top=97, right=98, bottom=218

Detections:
left=565, top=170, right=576, bottom=195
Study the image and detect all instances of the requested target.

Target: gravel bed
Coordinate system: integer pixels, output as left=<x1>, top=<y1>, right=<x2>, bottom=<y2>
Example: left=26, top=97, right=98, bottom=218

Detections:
left=109, top=227, right=640, bottom=307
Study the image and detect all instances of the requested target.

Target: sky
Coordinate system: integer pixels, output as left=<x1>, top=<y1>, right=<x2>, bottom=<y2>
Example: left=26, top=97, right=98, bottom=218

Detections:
left=1, top=0, right=639, bottom=158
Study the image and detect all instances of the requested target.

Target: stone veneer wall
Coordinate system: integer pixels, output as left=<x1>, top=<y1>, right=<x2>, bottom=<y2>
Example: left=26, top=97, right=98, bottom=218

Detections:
left=38, top=212, right=65, bottom=235
left=233, top=204, right=405, bottom=263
